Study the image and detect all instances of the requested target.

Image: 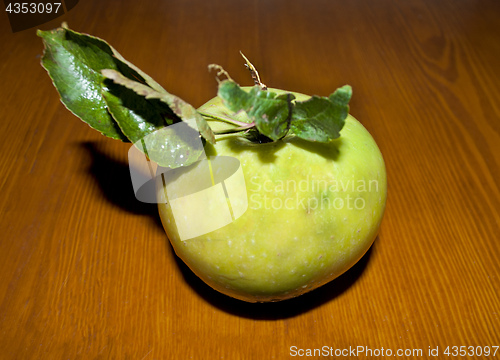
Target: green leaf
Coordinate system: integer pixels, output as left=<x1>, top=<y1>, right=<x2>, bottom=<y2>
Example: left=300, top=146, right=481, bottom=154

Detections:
left=101, top=69, right=215, bottom=145
left=291, top=85, right=352, bottom=142
left=216, top=80, right=351, bottom=143
left=37, top=25, right=168, bottom=141
left=138, top=123, right=205, bottom=170
left=38, top=25, right=213, bottom=168
left=107, top=43, right=167, bottom=95
left=101, top=80, right=173, bottom=144
left=38, top=27, right=124, bottom=140
left=101, top=70, right=211, bottom=168
left=102, top=82, right=205, bottom=168
left=217, top=80, right=295, bottom=141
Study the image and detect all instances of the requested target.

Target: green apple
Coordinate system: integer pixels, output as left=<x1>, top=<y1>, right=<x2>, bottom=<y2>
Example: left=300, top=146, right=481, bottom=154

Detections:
left=156, top=88, right=387, bottom=302
left=37, top=26, right=386, bottom=303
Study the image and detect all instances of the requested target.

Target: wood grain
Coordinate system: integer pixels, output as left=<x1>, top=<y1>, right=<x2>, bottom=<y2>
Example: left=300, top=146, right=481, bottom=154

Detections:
left=1, top=0, right=499, bottom=358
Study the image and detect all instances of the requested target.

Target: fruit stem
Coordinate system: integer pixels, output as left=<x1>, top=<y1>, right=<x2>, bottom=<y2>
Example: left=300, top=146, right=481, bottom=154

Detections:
left=278, top=93, right=294, bottom=140
left=213, top=123, right=255, bottom=135
left=199, top=110, right=253, bottom=127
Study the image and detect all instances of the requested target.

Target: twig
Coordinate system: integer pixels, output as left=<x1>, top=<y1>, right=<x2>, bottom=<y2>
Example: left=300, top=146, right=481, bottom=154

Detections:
left=240, top=52, right=267, bottom=90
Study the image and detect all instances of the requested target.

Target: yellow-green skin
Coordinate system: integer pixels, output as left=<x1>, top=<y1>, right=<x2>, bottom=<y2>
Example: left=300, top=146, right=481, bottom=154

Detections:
left=157, top=88, right=387, bottom=302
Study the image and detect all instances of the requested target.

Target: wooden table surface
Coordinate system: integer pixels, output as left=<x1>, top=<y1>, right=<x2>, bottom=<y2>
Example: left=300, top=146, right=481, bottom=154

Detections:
left=1, top=0, right=499, bottom=358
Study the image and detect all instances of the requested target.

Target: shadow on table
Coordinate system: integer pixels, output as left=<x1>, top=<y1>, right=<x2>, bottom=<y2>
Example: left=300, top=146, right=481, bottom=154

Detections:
left=173, top=242, right=375, bottom=320
left=78, top=141, right=164, bottom=231
left=80, top=140, right=375, bottom=319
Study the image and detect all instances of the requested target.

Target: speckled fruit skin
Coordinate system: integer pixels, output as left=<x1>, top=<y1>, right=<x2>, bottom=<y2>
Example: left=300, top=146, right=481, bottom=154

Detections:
left=156, top=88, right=387, bottom=302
